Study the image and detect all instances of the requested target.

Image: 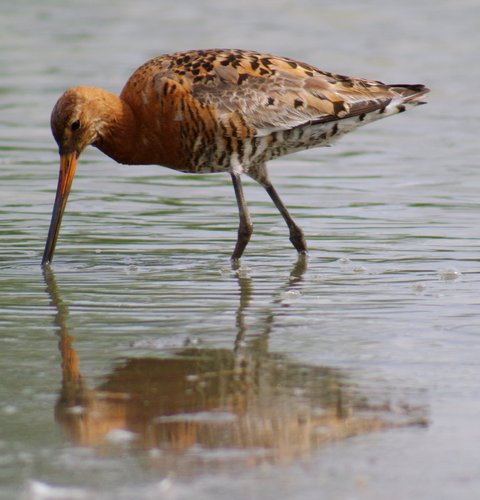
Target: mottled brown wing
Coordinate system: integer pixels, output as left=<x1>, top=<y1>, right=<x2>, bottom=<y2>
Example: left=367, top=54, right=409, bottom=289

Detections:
left=146, top=49, right=403, bottom=136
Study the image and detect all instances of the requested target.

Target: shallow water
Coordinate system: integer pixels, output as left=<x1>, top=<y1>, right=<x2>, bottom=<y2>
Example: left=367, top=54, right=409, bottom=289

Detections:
left=1, top=1, right=480, bottom=499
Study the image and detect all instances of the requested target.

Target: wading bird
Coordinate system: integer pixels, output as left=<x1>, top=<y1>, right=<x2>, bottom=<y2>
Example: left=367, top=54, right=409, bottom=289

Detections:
left=42, top=48, right=428, bottom=266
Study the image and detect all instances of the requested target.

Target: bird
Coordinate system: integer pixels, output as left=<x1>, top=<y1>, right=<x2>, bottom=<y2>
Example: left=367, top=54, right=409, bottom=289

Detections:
left=42, top=48, right=429, bottom=266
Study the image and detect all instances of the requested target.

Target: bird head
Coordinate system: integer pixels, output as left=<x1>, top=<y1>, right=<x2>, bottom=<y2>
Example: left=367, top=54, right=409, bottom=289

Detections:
left=50, top=86, right=103, bottom=157
left=42, top=87, right=103, bottom=266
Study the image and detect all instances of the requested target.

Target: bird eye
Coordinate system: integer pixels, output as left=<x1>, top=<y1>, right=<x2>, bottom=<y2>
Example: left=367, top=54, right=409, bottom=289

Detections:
left=71, top=120, right=81, bottom=131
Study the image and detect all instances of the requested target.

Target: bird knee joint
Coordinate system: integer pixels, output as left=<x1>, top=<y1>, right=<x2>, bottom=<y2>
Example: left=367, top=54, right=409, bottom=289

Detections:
left=238, top=221, right=253, bottom=238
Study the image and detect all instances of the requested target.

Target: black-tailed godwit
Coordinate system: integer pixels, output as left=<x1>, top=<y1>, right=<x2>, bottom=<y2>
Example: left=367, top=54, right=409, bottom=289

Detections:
left=43, top=49, right=429, bottom=265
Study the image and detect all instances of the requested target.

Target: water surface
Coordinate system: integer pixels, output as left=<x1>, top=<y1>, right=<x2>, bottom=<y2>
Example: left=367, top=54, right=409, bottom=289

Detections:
left=1, top=1, right=480, bottom=499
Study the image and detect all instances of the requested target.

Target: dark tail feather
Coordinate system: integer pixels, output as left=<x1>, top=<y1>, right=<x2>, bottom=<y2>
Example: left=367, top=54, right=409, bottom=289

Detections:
left=389, top=83, right=430, bottom=105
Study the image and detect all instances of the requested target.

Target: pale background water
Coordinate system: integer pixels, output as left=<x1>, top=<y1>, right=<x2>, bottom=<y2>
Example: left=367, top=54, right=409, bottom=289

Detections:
left=1, top=1, right=480, bottom=499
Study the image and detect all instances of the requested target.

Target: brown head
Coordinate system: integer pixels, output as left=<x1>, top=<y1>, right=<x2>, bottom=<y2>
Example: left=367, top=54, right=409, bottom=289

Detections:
left=42, top=86, right=117, bottom=266
left=50, top=86, right=109, bottom=155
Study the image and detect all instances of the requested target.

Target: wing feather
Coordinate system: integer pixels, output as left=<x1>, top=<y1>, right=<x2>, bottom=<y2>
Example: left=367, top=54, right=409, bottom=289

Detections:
left=138, top=49, right=426, bottom=136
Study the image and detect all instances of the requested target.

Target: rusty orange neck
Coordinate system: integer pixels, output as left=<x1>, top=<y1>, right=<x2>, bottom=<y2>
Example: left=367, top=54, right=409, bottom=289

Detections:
left=92, top=89, right=184, bottom=168
left=89, top=90, right=141, bottom=164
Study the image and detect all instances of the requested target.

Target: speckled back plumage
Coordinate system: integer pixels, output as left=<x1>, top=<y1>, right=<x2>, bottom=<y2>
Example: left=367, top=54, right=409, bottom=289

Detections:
left=119, top=48, right=428, bottom=180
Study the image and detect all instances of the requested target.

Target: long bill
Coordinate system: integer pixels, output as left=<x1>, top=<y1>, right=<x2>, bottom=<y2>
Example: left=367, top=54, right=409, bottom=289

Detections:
left=41, top=152, right=78, bottom=266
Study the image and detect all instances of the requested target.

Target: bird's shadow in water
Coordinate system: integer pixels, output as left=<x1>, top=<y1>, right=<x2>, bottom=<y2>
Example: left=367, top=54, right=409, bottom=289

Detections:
left=43, top=258, right=426, bottom=474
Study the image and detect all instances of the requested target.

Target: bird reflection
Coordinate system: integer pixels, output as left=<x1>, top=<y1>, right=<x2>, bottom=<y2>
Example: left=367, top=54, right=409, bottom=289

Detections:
left=44, top=259, right=425, bottom=472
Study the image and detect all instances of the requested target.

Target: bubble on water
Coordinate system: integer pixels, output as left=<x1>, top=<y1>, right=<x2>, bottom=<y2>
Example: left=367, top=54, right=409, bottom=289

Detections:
left=438, top=268, right=462, bottom=281
left=235, top=339, right=247, bottom=350
left=3, top=405, right=18, bottom=415
left=314, top=425, right=332, bottom=436
left=149, top=448, right=163, bottom=459
left=292, top=387, right=306, bottom=397
left=124, top=264, right=139, bottom=274
left=156, top=477, right=173, bottom=493
left=280, top=289, right=302, bottom=305
left=412, top=283, right=427, bottom=293
left=154, top=411, right=237, bottom=424
left=29, top=480, right=88, bottom=499
left=132, top=334, right=201, bottom=349
left=66, top=405, right=85, bottom=415
left=104, top=429, right=137, bottom=445
left=183, top=336, right=200, bottom=347
left=353, top=266, right=367, bottom=274
left=186, top=445, right=271, bottom=461
left=236, top=268, right=251, bottom=279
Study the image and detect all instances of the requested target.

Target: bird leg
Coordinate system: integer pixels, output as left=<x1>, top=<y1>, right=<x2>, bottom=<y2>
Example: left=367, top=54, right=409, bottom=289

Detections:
left=230, top=172, right=253, bottom=261
left=263, top=181, right=308, bottom=254
left=248, top=164, right=308, bottom=255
